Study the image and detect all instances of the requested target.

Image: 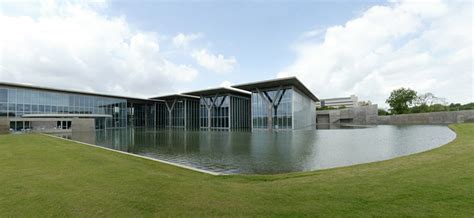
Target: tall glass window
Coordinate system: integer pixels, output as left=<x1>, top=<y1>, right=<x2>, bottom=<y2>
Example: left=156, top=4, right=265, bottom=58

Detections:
left=251, top=87, right=293, bottom=130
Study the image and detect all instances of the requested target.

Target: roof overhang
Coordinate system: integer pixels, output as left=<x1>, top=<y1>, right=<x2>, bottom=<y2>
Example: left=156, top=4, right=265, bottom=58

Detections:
left=232, top=77, right=319, bottom=102
left=0, top=81, right=163, bottom=103
left=22, top=114, right=113, bottom=118
left=150, top=94, right=200, bottom=100
left=182, top=87, right=251, bottom=97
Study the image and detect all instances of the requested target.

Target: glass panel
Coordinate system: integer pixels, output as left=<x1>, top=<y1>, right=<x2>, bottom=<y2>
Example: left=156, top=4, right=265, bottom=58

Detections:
left=0, top=89, right=7, bottom=102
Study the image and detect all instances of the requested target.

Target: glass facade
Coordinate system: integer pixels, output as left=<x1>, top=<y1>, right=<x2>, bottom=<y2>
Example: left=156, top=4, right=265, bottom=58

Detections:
left=200, top=95, right=230, bottom=129
left=0, top=85, right=157, bottom=131
left=292, top=88, right=316, bottom=129
left=127, top=102, right=157, bottom=128
left=185, top=99, right=200, bottom=129
left=1, top=78, right=316, bottom=132
left=156, top=98, right=200, bottom=129
left=230, top=96, right=251, bottom=130
left=252, top=87, right=293, bottom=130
left=199, top=94, right=250, bottom=130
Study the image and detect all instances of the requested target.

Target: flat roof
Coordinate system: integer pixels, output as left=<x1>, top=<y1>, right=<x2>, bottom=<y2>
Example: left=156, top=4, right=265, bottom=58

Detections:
left=232, top=77, right=319, bottom=102
left=22, top=114, right=113, bottom=118
left=322, top=97, right=353, bottom=101
left=0, top=81, right=163, bottom=103
left=150, top=93, right=200, bottom=100
left=182, top=87, right=251, bottom=97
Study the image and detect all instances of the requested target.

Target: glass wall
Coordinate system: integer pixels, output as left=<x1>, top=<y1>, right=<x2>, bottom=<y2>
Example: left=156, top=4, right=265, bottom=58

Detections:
left=128, top=102, right=156, bottom=128
left=251, top=87, right=293, bottom=130
left=0, top=85, right=128, bottom=129
left=199, top=98, right=210, bottom=128
left=230, top=96, right=251, bottom=130
left=156, top=98, right=199, bottom=129
left=185, top=99, right=200, bottom=129
left=199, top=94, right=250, bottom=131
left=200, top=95, right=230, bottom=130
left=292, top=89, right=316, bottom=129
left=156, top=102, right=168, bottom=128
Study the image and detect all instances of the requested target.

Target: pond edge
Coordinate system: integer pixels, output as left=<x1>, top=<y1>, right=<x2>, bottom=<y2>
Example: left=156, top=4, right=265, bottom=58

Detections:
left=42, top=133, right=224, bottom=176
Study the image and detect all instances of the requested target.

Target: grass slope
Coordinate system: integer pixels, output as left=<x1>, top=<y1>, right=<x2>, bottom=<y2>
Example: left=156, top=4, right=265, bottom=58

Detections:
left=0, top=124, right=473, bottom=216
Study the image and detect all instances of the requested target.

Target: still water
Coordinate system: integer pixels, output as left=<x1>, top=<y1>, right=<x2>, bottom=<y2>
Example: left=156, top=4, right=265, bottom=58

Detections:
left=52, top=125, right=455, bottom=174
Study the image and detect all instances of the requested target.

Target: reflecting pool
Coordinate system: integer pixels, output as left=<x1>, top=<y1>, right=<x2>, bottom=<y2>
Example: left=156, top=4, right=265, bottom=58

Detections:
left=51, top=125, right=455, bottom=174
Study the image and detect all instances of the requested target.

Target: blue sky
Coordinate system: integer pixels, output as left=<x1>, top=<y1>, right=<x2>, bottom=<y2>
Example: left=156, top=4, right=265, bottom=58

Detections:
left=0, top=0, right=472, bottom=107
left=106, top=1, right=386, bottom=90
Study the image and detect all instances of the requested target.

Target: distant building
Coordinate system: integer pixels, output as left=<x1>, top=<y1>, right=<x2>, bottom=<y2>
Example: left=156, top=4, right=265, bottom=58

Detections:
left=317, top=95, right=365, bottom=108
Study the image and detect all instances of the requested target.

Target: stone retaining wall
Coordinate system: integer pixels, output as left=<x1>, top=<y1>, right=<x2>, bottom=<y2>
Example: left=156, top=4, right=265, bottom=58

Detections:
left=316, top=105, right=378, bottom=126
left=377, top=110, right=474, bottom=125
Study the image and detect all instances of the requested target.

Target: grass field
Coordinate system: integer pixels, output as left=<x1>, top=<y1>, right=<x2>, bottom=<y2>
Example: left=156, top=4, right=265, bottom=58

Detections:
left=0, top=124, right=473, bottom=216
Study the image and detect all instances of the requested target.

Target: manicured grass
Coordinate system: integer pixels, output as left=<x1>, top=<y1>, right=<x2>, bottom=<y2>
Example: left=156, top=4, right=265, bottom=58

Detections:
left=0, top=124, right=473, bottom=216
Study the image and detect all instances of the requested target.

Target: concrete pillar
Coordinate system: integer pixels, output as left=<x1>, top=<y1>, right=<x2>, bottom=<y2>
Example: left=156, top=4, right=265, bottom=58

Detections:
left=165, top=99, right=177, bottom=128
left=184, top=99, right=187, bottom=129
left=0, top=118, right=9, bottom=134
left=256, top=88, right=273, bottom=130
left=154, top=102, right=157, bottom=128
left=207, top=108, right=211, bottom=129
left=267, top=104, right=273, bottom=130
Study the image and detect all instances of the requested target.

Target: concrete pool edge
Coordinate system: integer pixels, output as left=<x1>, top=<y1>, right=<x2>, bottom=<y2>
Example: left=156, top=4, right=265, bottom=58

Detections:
left=41, top=125, right=457, bottom=176
left=42, top=133, right=225, bottom=176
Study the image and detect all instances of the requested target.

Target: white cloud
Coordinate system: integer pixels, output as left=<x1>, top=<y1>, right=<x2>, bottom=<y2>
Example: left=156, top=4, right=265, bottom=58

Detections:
left=220, top=80, right=232, bottom=87
left=191, top=49, right=237, bottom=74
left=172, top=32, right=202, bottom=48
left=301, top=28, right=325, bottom=39
left=279, top=0, right=473, bottom=107
left=0, top=1, right=198, bottom=97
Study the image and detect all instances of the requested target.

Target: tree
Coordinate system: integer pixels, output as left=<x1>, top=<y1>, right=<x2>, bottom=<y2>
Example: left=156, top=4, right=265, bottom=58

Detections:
left=378, top=109, right=390, bottom=116
left=414, top=92, right=447, bottom=107
left=386, top=88, right=417, bottom=114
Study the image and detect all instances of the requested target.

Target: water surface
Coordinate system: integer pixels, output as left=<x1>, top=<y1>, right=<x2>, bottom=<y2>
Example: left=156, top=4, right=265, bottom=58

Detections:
left=52, top=125, right=455, bottom=174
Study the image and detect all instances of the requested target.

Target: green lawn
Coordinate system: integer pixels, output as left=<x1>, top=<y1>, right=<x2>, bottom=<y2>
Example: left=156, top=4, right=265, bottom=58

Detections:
left=0, top=124, right=473, bottom=217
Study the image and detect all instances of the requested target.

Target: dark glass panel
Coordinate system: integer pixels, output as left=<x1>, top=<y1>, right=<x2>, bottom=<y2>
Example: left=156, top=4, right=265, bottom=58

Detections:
left=0, top=103, right=7, bottom=111
left=0, top=89, right=7, bottom=102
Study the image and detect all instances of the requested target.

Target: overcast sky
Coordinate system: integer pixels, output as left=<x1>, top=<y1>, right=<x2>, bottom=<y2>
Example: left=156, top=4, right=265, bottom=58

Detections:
left=0, top=0, right=472, bottom=108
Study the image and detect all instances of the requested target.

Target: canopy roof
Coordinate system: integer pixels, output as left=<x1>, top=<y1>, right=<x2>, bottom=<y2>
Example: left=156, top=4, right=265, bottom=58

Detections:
left=232, top=77, right=319, bottom=102
left=150, top=94, right=200, bottom=100
left=182, top=87, right=250, bottom=97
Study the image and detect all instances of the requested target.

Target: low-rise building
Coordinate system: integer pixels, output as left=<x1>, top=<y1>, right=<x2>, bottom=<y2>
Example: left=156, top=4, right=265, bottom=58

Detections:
left=0, top=77, right=318, bottom=132
left=233, top=77, right=318, bottom=130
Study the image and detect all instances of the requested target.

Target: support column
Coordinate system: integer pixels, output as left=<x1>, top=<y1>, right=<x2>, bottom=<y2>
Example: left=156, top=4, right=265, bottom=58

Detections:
left=154, top=102, right=157, bottom=129
left=165, top=99, right=177, bottom=128
left=256, top=88, right=273, bottom=130
left=229, top=96, right=232, bottom=130
left=272, top=86, right=285, bottom=129
left=201, top=95, right=214, bottom=130
left=184, top=99, right=187, bottom=129
left=145, top=105, right=148, bottom=128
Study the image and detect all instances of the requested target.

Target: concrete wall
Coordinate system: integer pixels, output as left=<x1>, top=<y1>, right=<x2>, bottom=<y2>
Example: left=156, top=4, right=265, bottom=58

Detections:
left=0, top=118, right=9, bottom=134
left=377, top=110, right=474, bottom=125
left=316, top=105, right=378, bottom=127
left=31, top=120, right=57, bottom=131
left=71, top=118, right=95, bottom=132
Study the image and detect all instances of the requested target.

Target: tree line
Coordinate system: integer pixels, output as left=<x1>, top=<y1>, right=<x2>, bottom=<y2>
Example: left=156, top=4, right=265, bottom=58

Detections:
left=379, top=88, right=474, bottom=115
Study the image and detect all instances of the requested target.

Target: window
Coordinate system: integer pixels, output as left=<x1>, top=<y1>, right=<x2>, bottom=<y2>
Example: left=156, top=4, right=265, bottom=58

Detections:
left=0, top=89, right=7, bottom=102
